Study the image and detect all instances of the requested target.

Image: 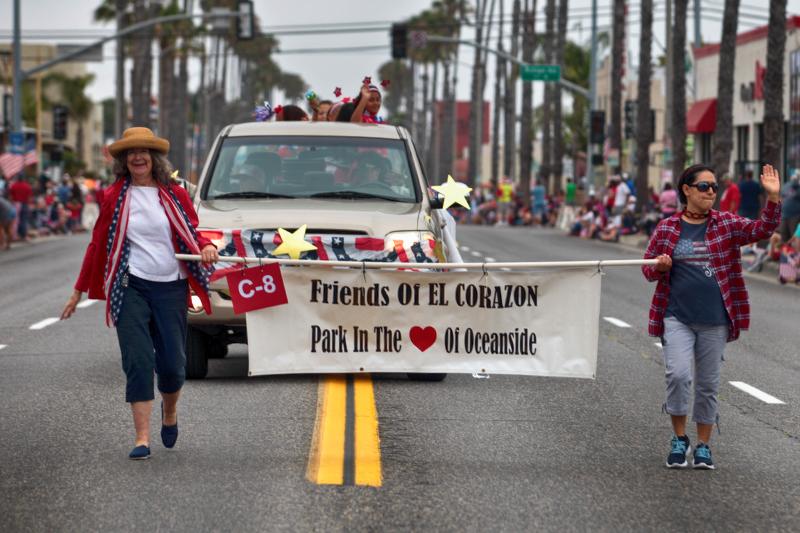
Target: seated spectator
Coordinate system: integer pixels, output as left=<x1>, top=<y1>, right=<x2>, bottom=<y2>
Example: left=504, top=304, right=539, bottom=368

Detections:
left=0, top=196, right=15, bottom=249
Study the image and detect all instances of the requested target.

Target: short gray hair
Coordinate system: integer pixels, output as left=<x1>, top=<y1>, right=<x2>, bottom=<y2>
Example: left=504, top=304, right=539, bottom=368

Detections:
left=111, top=149, right=174, bottom=186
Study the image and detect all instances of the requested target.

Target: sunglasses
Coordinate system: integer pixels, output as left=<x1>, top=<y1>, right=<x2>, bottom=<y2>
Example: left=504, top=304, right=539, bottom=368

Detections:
left=689, top=181, right=719, bottom=193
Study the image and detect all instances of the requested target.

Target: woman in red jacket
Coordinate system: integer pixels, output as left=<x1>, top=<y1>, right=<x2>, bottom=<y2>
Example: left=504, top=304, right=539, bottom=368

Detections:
left=60, top=127, right=218, bottom=460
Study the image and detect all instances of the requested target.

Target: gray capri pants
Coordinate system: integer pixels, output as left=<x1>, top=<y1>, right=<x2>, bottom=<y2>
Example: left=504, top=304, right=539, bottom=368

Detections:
left=662, top=316, right=729, bottom=425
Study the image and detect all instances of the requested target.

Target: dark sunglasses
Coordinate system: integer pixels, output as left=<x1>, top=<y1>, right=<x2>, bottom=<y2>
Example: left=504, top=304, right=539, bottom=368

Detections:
left=689, top=181, right=719, bottom=193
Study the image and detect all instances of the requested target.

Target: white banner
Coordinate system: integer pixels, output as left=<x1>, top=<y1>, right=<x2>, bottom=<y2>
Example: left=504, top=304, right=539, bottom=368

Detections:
left=246, top=267, right=601, bottom=378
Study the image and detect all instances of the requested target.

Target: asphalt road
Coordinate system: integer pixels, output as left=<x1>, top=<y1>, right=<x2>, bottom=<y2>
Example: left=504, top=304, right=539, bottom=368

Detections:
left=1, top=227, right=798, bottom=532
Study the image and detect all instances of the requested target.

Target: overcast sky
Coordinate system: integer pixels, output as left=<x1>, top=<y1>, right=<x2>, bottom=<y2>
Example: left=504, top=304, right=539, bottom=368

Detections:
left=3, top=0, right=800, bottom=108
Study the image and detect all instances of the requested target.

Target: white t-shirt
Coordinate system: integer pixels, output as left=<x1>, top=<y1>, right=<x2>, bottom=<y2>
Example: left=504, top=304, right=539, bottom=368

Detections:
left=614, top=181, right=631, bottom=208
left=127, top=186, right=184, bottom=281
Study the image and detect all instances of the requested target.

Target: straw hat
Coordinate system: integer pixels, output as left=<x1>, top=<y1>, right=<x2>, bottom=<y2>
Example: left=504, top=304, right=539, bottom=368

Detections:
left=108, top=127, right=169, bottom=157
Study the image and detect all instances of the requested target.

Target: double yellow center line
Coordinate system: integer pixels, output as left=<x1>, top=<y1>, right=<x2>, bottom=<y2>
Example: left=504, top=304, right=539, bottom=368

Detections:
left=306, top=374, right=382, bottom=487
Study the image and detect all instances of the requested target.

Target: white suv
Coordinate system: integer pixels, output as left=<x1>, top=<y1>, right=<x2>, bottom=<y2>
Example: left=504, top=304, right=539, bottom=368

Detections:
left=187, top=121, right=450, bottom=379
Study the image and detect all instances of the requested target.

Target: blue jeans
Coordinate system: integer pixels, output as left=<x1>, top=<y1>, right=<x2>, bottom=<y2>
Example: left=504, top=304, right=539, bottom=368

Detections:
left=662, top=316, right=728, bottom=425
left=116, top=275, right=188, bottom=403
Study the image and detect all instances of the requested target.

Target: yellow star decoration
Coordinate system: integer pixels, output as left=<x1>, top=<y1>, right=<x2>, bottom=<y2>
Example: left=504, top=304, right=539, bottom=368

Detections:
left=171, top=170, right=180, bottom=179
left=432, top=175, right=472, bottom=209
left=272, top=224, right=317, bottom=260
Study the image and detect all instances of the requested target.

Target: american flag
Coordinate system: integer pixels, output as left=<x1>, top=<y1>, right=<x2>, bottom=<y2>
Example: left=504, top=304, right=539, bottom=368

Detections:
left=209, top=229, right=439, bottom=282
left=0, top=148, right=38, bottom=179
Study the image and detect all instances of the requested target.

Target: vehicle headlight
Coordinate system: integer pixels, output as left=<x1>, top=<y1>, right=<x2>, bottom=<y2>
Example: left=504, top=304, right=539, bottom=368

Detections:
left=198, top=229, right=226, bottom=251
left=384, top=231, right=440, bottom=261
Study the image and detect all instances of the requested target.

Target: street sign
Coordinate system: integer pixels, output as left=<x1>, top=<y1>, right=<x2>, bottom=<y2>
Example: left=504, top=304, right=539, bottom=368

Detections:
left=521, top=64, right=561, bottom=82
left=9, top=131, right=24, bottom=154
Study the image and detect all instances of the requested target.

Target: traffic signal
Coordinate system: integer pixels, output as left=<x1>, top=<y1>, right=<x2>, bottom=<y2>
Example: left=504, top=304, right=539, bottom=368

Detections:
left=53, top=105, right=69, bottom=140
left=624, top=100, right=636, bottom=140
left=237, top=0, right=254, bottom=40
left=391, top=23, right=408, bottom=59
left=590, top=110, right=605, bottom=145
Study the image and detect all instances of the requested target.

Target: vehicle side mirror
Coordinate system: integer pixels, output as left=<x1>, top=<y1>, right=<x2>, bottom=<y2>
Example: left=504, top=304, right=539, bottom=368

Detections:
left=429, top=196, right=444, bottom=209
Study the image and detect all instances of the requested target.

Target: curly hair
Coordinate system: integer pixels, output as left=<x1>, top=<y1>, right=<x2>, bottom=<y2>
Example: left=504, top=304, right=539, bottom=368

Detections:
left=111, top=149, right=174, bottom=186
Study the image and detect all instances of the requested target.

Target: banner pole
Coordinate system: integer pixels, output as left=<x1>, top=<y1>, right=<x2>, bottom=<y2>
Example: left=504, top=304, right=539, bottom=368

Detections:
left=177, top=254, right=657, bottom=270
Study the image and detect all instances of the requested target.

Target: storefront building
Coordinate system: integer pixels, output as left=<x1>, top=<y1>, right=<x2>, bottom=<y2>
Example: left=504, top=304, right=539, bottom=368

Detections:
left=691, top=16, right=800, bottom=181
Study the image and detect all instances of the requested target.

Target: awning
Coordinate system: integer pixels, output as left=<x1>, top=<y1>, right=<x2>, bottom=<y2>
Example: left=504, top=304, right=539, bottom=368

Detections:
left=686, top=98, right=717, bottom=134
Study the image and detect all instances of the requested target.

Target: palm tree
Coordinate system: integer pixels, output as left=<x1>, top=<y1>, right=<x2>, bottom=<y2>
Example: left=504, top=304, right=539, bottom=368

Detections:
left=762, top=0, right=788, bottom=167
left=671, top=0, right=688, bottom=180
left=539, top=0, right=556, bottom=189
left=49, top=73, right=96, bottom=164
left=490, top=0, right=505, bottom=187
left=712, top=0, right=740, bottom=178
left=635, top=0, right=653, bottom=212
left=503, top=0, right=522, bottom=182
left=552, top=0, right=569, bottom=189
left=467, top=0, right=491, bottom=188
left=609, top=0, right=625, bottom=173
left=519, top=0, right=537, bottom=208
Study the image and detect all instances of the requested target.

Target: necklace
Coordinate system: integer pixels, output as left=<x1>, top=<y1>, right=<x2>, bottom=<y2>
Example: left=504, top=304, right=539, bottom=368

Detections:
left=683, top=209, right=709, bottom=220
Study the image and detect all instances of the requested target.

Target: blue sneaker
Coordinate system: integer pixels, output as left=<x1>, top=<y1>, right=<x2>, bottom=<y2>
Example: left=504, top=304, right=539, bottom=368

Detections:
left=161, top=402, right=178, bottom=449
left=666, top=435, right=691, bottom=468
left=693, top=443, right=715, bottom=470
left=129, top=445, right=151, bottom=460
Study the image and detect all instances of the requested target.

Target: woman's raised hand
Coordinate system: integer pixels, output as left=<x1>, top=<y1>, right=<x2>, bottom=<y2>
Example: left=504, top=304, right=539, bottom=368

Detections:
left=760, top=164, right=781, bottom=201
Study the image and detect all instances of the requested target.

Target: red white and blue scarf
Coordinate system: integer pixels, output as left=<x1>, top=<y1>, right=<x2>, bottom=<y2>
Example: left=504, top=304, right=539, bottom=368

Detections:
left=103, top=178, right=211, bottom=326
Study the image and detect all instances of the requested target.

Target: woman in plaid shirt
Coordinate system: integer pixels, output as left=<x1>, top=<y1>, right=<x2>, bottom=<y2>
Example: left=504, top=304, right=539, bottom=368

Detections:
left=642, top=164, right=781, bottom=470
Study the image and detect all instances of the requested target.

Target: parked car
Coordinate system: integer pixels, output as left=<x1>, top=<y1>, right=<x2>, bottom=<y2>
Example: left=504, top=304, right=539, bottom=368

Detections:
left=187, top=121, right=451, bottom=379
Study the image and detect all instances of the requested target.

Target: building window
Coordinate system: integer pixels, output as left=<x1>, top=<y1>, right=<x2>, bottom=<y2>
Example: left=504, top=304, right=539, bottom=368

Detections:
left=736, top=126, right=749, bottom=160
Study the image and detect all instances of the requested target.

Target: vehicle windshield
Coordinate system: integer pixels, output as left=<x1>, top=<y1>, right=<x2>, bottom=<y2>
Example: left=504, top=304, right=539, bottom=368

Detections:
left=203, top=136, right=419, bottom=202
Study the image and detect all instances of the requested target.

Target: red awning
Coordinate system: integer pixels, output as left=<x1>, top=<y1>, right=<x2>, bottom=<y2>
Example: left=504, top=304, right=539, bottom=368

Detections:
left=686, top=98, right=717, bottom=134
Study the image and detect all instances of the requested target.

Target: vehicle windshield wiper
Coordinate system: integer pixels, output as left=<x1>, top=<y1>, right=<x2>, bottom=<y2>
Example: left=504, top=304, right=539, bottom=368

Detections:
left=308, top=190, right=403, bottom=202
left=211, top=191, right=294, bottom=199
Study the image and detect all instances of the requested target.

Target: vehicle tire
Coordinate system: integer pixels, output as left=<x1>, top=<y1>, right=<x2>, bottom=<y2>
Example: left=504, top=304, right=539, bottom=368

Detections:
left=185, top=327, right=209, bottom=379
left=208, top=338, right=228, bottom=359
left=407, top=373, right=447, bottom=382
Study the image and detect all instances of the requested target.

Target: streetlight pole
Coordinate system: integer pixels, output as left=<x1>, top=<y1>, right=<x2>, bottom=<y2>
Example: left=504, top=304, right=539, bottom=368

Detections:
left=11, top=0, right=22, bottom=132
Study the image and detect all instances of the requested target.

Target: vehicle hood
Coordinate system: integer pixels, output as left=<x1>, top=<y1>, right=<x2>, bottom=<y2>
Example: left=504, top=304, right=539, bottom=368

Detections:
left=196, top=198, right=428, bottom=237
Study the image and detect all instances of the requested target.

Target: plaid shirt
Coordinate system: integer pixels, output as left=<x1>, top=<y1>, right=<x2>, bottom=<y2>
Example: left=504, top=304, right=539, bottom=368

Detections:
left=642, top=201, right=781, bottom=342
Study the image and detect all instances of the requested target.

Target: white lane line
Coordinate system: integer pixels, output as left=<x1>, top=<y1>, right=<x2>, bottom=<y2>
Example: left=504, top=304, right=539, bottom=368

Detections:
left=77, top=299, right=99, bottom=309
left=654, top=341, right=663, bottom=348
left=603, top=316, right=632, bottom=328
left=29, top=318, right=60, bottom=330
left=460, top=246, right=471, bottom=252
left=485, top=257, right=496, bottom=262
left=0, top=344, right=6, bottom=351
left=729, top=381, right=785, bottom=405
left=470, top=250, right=483, bottom=258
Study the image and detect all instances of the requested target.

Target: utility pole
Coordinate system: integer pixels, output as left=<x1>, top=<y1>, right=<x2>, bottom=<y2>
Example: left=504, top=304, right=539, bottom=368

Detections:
left=11, top=0, right=22, bottom=132
left=665, top=0, right=673, bottom=168
left=115, top=0, right=126, bottom=139
left=587, top=0, right=598, bottom=189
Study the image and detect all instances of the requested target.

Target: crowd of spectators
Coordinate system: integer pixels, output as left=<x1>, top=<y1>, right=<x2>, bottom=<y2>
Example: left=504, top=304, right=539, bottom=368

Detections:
left=0, top=168, right=101, bottom=250
left=453, top=170, right=800, bottom=285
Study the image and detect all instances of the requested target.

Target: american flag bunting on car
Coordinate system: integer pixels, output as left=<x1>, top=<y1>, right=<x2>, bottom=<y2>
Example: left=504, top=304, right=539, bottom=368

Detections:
left=209, top=229, right=439, bottom=282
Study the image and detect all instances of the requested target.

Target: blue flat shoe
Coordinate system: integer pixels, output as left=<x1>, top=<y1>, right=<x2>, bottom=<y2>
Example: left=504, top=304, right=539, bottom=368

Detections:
left=161, top=402, right=178, bottom=449
left=129, top=445, right=151, bottom=460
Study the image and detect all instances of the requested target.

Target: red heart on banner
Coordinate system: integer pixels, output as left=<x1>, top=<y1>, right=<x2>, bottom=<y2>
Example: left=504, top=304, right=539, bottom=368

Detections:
left=409, top=326, right=437, bottom=352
